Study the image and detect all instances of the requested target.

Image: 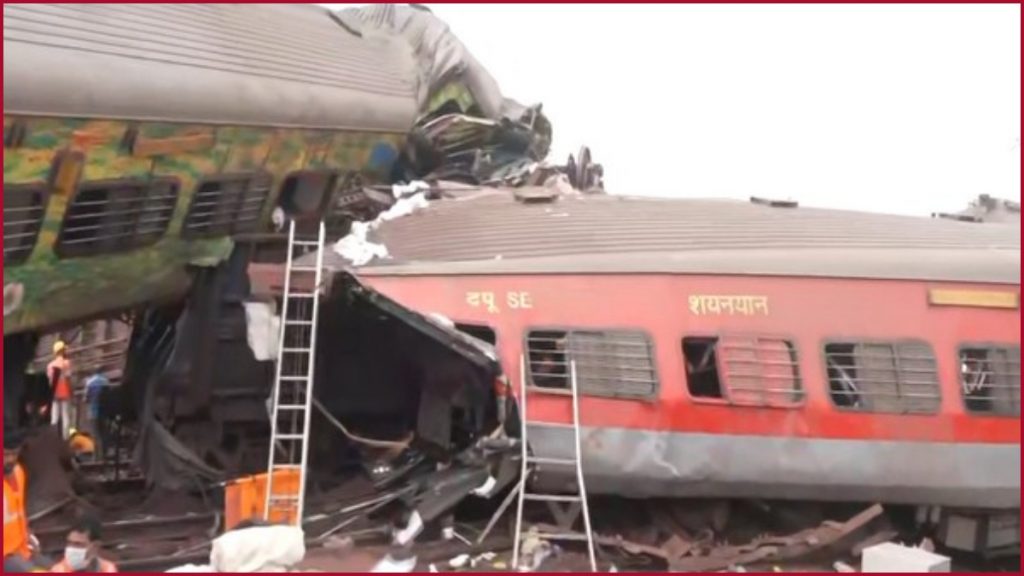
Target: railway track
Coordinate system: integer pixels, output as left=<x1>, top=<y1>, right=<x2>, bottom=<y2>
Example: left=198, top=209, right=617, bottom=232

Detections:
left=37, top=512, right=218, bottom=559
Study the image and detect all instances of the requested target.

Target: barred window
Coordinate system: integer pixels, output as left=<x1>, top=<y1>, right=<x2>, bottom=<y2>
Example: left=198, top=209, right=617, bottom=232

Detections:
left=183, top=173, right=272, bottom=238
left=3, top=184, right=49, bottom=264
left=57, top=179, right=178, bottom=258
left=683, top=336, right=803, bottom=407
left=526, top=329, right=658, bottom=399
left=824, top=341, right=941, bottom=414
left=960, top=346, right=1020, bottom=416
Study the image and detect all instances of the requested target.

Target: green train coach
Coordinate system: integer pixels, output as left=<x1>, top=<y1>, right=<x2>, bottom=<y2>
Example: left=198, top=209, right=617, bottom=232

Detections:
left=2, top=3, right=479, bottom=336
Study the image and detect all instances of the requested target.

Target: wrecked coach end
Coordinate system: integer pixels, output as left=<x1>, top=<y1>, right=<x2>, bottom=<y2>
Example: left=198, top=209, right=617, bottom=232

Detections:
left=316, top=271, right=511, bottom=456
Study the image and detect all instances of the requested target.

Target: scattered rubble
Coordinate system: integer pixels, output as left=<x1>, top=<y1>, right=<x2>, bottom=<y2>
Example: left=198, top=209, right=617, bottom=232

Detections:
left=334, top=182, right=432, bottom=266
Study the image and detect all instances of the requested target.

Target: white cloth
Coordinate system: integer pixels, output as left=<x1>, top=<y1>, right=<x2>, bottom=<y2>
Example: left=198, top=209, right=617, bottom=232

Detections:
left=333, top=189, right=430, bottom=267
left=242, top=302, right=281, bottom=362
left=371, top=554, right=417, bottom=573
left=165, top=564, right=214, bottom=573
left=210, top=525, right=305, bottom=572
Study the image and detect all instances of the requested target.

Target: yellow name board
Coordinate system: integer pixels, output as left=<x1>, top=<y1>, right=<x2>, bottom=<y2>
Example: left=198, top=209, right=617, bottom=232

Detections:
left=928, top=289, right=1019, bottom=310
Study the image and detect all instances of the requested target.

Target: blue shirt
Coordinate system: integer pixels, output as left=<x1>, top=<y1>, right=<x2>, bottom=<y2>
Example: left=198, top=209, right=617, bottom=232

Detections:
left=84, top=374, right=109, bottom=419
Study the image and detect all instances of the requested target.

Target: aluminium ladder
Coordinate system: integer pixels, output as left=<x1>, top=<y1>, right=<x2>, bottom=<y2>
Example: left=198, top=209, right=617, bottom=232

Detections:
left=512, top=354, right=597, bottom=571
left=264, top=219, right=326, bottom=526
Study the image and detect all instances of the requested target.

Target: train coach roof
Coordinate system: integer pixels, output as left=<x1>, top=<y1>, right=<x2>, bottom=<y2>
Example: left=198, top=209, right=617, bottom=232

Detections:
left=334, top=188, right=1021, bottom=285
left=3, top=3, right=418, bottom=131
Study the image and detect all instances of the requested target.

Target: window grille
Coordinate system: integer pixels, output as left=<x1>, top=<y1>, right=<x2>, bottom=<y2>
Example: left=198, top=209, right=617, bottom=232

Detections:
left=526, top=329, right=658, bottom=399
left=4, top=184, right=49, bottom=264
left=57, top=179, right=178, bottom=257
left=824, top=341, right=941, bottom=414
left=960, top=345, right=1020, bottom=416
left=183, top=173, right=272, bottom=237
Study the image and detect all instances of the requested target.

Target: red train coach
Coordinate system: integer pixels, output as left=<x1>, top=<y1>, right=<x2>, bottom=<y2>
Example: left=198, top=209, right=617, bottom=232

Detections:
left=253, top=186, right=1020, bottom=516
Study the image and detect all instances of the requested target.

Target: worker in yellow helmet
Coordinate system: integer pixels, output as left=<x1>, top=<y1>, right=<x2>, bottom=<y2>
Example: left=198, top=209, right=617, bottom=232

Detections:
left=46, top=341, right=74, bottom=439
left=67, top=430, right=95, bottom=463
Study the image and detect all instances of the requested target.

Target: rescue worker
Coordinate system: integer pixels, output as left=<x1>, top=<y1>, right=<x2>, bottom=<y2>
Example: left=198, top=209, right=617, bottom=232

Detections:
left=67, top=429, right=96, bottom=463
left=50, top=515, right=117, bottom=573
left=83, top=372, right=109, bottom=459
left=4, top=431, right=48, bottom=573
left=46, top=340, right=74, bottom=439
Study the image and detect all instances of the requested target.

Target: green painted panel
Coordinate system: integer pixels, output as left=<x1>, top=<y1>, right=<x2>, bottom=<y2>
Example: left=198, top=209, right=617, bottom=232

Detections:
left=4, top=114, right=408, bottom=335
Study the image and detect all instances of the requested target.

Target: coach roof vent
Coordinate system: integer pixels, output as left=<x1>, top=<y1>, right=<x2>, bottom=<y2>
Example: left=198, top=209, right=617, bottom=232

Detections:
left=514, top=187, right=560, bottom=204
left=932, top=212, right=982, bottom=223
left=750, top=196, right=798, bottom=208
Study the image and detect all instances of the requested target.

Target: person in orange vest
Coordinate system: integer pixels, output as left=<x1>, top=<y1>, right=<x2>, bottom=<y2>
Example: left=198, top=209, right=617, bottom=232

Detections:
left=67, top=429, right=96, bottom=463
left=50, top=515, right=117, bottom=573
left=4, top=431, right=49, bottom=573
left=46, top=340, right=74, bottom=439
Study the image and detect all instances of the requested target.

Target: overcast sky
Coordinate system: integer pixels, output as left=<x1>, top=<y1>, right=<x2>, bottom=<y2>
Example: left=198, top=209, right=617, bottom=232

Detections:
left=325, top=4, right=1020, bottom=216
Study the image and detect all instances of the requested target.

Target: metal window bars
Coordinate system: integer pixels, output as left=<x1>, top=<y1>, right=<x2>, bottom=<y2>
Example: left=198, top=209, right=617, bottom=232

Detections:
left=58, top=180, right=177, bottom=256
left=960, top=346, right=1021, bottom=416
left=824, top=342, right=942, bottom=414
left=3, top=184, right=49, bottom=264
left=717, top=336, right=804, bottom=407
left=184, top=174, right=272, bottom=237
left=526, top=330, right=658, bottom=398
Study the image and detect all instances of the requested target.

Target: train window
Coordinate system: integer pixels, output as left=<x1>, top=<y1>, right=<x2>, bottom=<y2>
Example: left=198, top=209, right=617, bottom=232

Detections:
left=959, top=345, right=1020, bottom=416
left=455, top=323, right=497, bottom=346
left=56, top=179, right=178, bottom=258
left=682, top=336, right=803, bottom=407
left=823, top=341, right=941, bottom=414
left=3, top=183, right=50, bottom=265
left=278, top=171, right=336, bottom=219
left=526, top=329, right=658, bottom=399
left=183, top=172, right=273, bottom=238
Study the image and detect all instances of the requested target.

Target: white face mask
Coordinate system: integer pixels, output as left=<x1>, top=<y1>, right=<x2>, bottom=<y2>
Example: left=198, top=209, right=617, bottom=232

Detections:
left=64, top=546, right=90, bottom=571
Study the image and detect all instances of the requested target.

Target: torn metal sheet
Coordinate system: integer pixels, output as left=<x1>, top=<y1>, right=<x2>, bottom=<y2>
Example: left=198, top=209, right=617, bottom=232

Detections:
left=338, top=272, right=500, bottom=374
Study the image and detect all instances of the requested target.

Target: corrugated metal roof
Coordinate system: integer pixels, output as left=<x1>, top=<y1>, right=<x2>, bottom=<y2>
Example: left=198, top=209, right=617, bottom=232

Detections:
left=325, top=189, right=1020, bottom=285
left=3, top=3, right=417, bottom=130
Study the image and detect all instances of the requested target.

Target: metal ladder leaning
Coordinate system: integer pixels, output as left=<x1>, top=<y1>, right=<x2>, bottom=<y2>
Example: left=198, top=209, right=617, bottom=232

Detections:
left=512, top=354, right=597, bottom=571
left=264, top=219, right=326, bottom=527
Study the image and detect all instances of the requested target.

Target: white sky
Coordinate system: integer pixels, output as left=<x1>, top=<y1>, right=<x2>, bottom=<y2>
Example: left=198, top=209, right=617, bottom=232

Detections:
left=324, top=4, right=1021, bottom=216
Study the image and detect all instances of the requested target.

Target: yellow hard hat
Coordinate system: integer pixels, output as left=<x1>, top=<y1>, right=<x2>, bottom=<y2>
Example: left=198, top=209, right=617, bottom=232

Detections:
left=53, top=340, right=67, bottom=354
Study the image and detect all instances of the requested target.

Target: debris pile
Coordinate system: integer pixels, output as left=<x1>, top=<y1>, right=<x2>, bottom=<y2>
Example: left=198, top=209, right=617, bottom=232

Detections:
left=334, top=182, right=431, bottom=266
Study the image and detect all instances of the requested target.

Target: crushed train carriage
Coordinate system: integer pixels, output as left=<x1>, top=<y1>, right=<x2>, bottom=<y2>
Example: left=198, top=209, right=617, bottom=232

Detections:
left=2, top=3, right=571, bottom=474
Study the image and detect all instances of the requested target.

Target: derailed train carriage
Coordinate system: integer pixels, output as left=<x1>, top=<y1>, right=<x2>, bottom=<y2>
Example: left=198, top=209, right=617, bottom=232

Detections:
left=251, top=185, right=1021, bottom=553
left=2, top=3, right=557, bottom=475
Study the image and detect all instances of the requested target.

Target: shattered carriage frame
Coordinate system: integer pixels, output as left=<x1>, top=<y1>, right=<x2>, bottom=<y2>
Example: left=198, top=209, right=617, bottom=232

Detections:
left=2, top=2, right=558, bottom=474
